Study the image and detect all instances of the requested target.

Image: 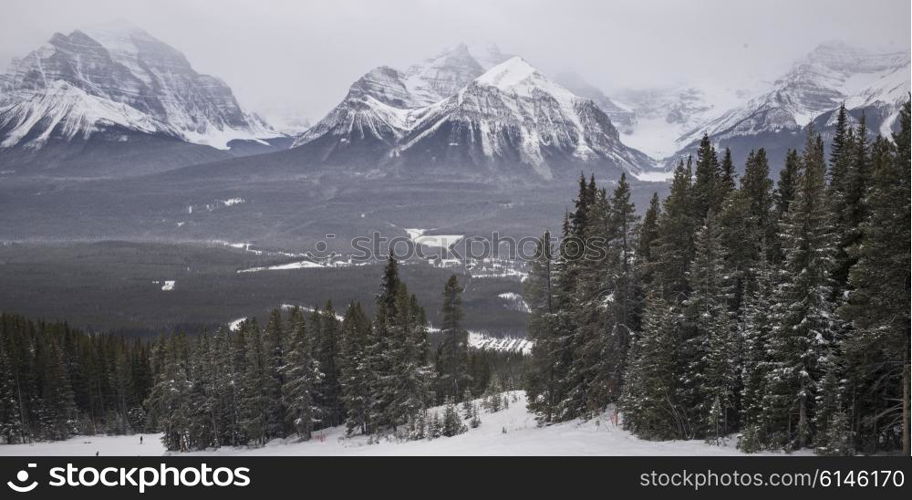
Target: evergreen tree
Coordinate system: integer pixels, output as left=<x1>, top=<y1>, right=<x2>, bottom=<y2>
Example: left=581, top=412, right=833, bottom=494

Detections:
left=590, top=174, right=641, bottom=410
left=369, top=255, right=431, bottom=433
left=719, top=147, right=736, bottom=200
left=636, top=192, right=662, bottom=288
left=558, top=182, right=612, bottom=420
left=282, top=314, right=322, bottom=440
left=524, top=231, right=559, bottom=423
left=340, top=302, right=372, bottom=435
left=693, top=134, right=721, bottom=218
left=738, top=246, right=775, bottom=450
left=720, top=149, right=775, bottom=312
left=621, top=291, right=685, bottom=439
left=39, top=338, right=78, bottom=440
left=145, top=335, right=191, bottom=451
left=763, top=130, right=837, bottom=450
left=839, top=101, right=911, bottom=454
left=831, top=115, right=869, bottom=300
left=442, top=398, right=466, bottom=437
left=653, top=159, right=697, bottom=301
left=239, top=320, right=270, bottom=445
left=0, top=339, right=24, bottom=443
left=315, top=302, right=343, bottom=427
left=435, top=275, right=471, bottom=404
left=775, top=149, right=801, bottom=222
left=262, top=309, right=286, bottom=439
left=680, top=213, right=737, bottom=439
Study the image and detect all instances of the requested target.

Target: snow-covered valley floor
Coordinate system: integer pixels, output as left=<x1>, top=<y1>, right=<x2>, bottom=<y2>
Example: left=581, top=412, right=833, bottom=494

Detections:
left=0, top=392, right=809, bottom=456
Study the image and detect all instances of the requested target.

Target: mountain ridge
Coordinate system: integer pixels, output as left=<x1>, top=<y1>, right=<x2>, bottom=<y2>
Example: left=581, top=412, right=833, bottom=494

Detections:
left=292, top=51, right=656, bottom=181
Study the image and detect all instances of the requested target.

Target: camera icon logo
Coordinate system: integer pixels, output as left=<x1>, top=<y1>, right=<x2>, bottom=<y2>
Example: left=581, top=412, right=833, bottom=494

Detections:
left=7, top=463, right=38, bottom=493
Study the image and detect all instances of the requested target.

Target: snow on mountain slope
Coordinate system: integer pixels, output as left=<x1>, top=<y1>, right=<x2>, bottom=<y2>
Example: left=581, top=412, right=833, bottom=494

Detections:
left=293, top=49, right=655, bottom=180
left=613, top=83, right=761, bottom=159
left=556, top=71, right=637, bottom=135
left=290, top=44, right=493, bottom=155
left=397, top=57, right=653, bottom=179
left=402, top=44, right=487, bottom=106
left=292, top=66, right=416, bottom=145
left=676, top=42, right=910, bottom=148
left=0, top=392, right=808, bottom=456
left=0, top=81, right=161, bottom=147
left=0, top=22, right=277, bottom=151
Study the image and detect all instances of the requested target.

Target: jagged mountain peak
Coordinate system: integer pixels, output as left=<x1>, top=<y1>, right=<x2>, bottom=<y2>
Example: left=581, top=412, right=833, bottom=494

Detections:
left=292, top=48, right=654, bottom=181
left=665, top=40, right=909, bottom=172
left=402, top=44, right=485, bottom=106
left=474, top=57, right=542, bottom=92
left=0, top=24, right=276, bottom=152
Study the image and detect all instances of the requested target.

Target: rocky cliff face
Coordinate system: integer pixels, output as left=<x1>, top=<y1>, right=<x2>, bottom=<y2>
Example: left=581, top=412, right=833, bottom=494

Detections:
left=0, top=23, right=276, bottom=153
left=293, top=48, right=655, bottom=181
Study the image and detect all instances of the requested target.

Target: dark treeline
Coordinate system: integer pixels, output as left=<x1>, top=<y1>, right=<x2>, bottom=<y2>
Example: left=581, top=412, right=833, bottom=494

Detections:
left=142, top=258, right=518, bottom=451
left=0, top=313, right=153, bottom=444
left=525, top=102, right=911, bottom=455
left=1, top=258, right=522, bottom=449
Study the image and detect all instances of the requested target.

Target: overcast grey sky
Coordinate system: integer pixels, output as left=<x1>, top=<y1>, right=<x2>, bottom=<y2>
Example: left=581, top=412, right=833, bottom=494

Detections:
left=1, top=0, right=909, bottom=122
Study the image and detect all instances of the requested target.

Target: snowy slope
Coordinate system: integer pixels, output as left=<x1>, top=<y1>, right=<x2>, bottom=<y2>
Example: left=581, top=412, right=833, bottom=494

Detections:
left=0, top=392, right=808, bottom=456
left=556, top=71, right=637, bottom=135
left=676, top=42, right=910, bottom=149
left=290, top=44, right=493, bottom=155
left=0, top=22, right=278, bottom=152
left=293, top=49, right=656, bottom=180
left=397, top=57, right=653, bottom=179
left=613, top=83, right=761, bottom=159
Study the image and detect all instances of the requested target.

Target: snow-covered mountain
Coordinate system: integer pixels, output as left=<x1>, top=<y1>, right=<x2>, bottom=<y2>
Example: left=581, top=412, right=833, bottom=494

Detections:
left=293, top=47, right=654, bottom=181
left=0, top=22, right=280, bottom=174
left=668, top=42, right=910, bottom=169
left=555, top=72, right=637, bottom=135
left=611, top=84, right=760, bottom=159
left=290, top=44, right=500, bottom=161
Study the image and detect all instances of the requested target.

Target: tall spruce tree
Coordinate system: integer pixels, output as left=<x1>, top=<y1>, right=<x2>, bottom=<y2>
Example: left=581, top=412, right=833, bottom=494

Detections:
left=637, top=192, right=662, bottom=288
left=262, top=309, right=286, bottom=439
left=598, top=174, right=641, bottom=404
left=524, top=231, right=559, bottom=423
left=739, top=245, right=776, bottom=451
left=719, top=147, right=737, bottom=200
left=435, top=275, right=471, bottom=404
left=145, top=335, right=191, bottom=451
left=621, top=290, right=685, bottom=439
left=693, top=134, right=721, bottom=218
left=340, top=302, right=372, bottom=435
left=282, top=313, right=322, bottom=440
left=369, top=255, right=431, bottom=433
left=775, top=149, right=801, bottom=222
left=831, top=115, right=869, bottom=299
left=839, top=101, right=911, bottom=454
left=763, top=130, right=837, bottom=450
left=239, top=320, right=270, bottom=445
left=653, top=159, right=697, bottom=301
left=680, top=213, right=737, bottom=440
left=315, top=302, right=343, bottom=427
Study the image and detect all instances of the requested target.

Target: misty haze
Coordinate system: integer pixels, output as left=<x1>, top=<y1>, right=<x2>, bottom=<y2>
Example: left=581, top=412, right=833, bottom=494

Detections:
left=0, top=0, right=909, bottom=461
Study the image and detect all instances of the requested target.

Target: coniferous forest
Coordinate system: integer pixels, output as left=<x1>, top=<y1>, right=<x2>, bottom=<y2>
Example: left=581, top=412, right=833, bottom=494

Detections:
left=0, top=102, right=908, bottom=456
left=525, top=101, right=911, bottom=455
left=0, top=257, right=521, bottom=450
